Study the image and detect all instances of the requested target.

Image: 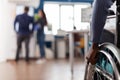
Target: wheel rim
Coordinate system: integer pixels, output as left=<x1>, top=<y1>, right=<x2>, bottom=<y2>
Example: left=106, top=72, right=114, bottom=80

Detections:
left=92, top=51, right=115, bottom=80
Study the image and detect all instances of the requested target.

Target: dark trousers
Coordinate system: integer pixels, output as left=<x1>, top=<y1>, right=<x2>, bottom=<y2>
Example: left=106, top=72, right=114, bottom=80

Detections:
left=37, top=31, right=45, bottom=58
left=16, top=34, right=31, bottom=61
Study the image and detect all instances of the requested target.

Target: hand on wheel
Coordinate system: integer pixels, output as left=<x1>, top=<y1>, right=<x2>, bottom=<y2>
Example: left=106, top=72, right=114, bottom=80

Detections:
left=86, top=43, right=99, bottom=65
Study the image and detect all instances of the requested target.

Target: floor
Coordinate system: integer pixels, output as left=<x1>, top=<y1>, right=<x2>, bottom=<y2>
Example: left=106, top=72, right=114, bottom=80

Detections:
left=0, top=59, right=86, bottom=80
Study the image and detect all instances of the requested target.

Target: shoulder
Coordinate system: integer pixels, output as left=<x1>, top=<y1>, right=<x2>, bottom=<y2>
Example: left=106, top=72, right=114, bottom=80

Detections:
left=27, top=15, right=33, bottom=19
left=15, top=14, right=21, bottom=19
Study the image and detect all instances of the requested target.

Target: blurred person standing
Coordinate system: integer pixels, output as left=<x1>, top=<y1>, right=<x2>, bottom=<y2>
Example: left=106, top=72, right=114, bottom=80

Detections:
left=14, top=6, right=34, bottom=62
left=35, top=9, right=47, bottom=64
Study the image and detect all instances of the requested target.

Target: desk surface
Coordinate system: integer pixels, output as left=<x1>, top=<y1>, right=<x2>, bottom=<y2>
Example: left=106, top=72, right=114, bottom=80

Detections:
left=67, top=28, right=116, bottom=33
left=67, top=29, right=89, bottom=33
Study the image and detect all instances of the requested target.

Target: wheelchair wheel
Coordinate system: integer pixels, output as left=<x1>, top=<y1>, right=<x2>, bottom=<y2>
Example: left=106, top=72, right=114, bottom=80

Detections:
left=84, top=43, right=120, bottom=80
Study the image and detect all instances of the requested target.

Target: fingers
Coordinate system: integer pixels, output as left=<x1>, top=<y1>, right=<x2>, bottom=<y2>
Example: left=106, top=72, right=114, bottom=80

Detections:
left=86, top=48, right=99, bottom=65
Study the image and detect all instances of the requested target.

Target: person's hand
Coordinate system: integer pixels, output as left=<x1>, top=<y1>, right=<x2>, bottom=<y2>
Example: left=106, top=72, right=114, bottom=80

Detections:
left=86, top=43, right=99, bottom=65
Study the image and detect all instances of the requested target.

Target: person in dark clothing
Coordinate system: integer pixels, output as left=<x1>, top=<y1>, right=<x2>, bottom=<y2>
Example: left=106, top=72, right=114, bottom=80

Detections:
left=14, top=6, right=34, bottom=62
left=35, top=9, right=47, bottom=64
left=86, top=0, right=116, bottom=65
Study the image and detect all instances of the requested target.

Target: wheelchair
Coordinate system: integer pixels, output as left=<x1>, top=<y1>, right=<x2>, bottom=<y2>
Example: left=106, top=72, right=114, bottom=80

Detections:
left=84, top=0, right=120, bottom=80
left=84, top=43, right=120, bottom=80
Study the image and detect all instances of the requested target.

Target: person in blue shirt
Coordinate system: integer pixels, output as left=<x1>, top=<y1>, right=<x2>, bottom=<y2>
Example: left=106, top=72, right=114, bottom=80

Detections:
left=35, top=10, right=47, bottom=64
left=14, top=6, right=34, bottom=62
left=87, top=0, right=116, bottom=64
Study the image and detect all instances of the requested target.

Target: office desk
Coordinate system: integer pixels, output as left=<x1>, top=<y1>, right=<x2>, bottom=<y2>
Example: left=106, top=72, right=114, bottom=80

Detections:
left=67, top=30, right=89, bottom=74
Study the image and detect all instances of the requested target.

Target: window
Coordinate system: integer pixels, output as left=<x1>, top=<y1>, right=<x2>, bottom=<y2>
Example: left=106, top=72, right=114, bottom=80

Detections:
left=44, top=4, right=59, bottom=34
left=44, top=3, right=90, bottom=35
left=16, top=5, right=34, bottom=17
left=60, top=5, right=74, bottom=31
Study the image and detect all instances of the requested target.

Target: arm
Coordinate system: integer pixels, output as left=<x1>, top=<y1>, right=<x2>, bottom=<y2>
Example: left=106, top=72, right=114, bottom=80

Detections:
left=31, top=17, right=34, bottom=33
left=14, top=16, right=18, bottom=32
left=91, top=0, right=113, bottom=43
left=87, top=0, right=113, bottom=64
left=91, top=0, right=113, bottom=46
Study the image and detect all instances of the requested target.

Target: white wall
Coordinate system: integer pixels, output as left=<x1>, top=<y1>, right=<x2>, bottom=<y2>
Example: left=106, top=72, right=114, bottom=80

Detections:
left=0, top=0, right=16, bottom=61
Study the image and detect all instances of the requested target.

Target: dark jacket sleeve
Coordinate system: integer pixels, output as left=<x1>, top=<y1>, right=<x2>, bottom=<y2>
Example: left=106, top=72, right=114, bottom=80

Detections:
left=29, top=17, right=34, bottom=33
left=14, top=15, right=18, bottom=32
